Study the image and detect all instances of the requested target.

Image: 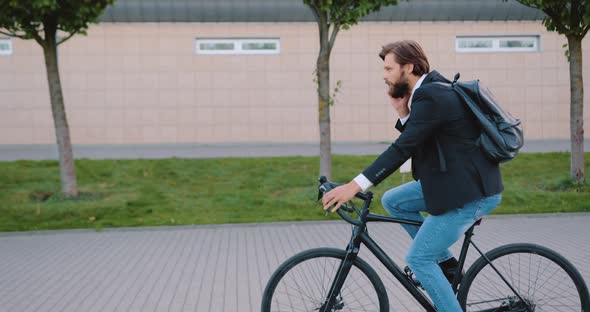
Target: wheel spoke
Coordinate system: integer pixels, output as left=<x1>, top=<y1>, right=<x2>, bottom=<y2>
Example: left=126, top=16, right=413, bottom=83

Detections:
left=263, top=249, right=386, bottom=312
left=460, top=245, right=586, bottom=312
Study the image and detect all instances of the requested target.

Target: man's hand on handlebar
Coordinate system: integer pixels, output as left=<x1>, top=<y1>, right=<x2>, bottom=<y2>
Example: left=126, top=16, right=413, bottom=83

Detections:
left=322, top=181, right=362, bottom=213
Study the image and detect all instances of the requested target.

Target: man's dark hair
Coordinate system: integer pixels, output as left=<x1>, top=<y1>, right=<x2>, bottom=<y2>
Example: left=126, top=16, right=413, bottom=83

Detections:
left=379, top=40, right=430, bottom=76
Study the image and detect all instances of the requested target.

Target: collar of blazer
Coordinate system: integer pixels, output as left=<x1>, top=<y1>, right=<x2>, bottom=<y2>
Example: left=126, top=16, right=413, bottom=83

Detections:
left=421, top=70, right=451, bottom=86
left=408, top=70, right=449, bottom=110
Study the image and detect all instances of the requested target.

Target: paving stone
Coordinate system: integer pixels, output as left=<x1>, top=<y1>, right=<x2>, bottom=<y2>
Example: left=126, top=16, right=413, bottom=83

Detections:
left=0, top=213, right=588, bottom=311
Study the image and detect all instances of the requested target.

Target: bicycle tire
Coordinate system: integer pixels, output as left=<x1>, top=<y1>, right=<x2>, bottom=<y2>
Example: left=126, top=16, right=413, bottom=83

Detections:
left=457, top=243, right=590, bottom=311
left=261, top=247, right=389, bottom=312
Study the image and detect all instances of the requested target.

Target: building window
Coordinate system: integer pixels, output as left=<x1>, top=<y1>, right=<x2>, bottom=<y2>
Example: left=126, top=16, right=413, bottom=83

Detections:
left=195, top=38, right=280, bottom=55
left=0, top=38, right=13, bottom=56
left=456, top=36, right=540, bottom=53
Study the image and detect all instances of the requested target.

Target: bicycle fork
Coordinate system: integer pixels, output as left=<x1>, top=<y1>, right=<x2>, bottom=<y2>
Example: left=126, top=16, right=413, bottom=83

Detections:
left=319, top=234, right=362, bottom=311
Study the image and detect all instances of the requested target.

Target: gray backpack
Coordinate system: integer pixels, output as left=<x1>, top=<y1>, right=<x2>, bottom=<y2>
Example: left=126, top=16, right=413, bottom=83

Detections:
left=437, top=73, right=524, bottom=164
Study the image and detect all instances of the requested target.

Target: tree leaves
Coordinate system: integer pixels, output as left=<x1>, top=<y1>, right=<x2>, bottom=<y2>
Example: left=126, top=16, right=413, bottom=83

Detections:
left=0, top=0, right=114, bottom=45
left=515, top=0, right=590, bottom=39
left=304, top=0, right=397, bottom=30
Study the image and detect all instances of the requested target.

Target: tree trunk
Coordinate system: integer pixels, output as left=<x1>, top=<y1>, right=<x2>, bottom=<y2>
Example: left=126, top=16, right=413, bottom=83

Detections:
left=43, top=35, right=78, bottom=197
left=317, top=21, right=332, bottom=180
left=567, top=36, right=585, bottom=183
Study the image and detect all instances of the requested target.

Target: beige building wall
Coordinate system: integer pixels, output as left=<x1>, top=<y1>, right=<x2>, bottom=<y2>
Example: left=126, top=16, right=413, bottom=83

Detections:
left=0, top=21, right=588, bottom=145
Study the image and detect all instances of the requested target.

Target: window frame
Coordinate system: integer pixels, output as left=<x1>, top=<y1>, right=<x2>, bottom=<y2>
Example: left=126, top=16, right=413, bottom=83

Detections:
left=195, top=37, right=280, bottom=55
left=455, top=35, right=540, bottom=53
left=0, top=38, right=13, bottom=56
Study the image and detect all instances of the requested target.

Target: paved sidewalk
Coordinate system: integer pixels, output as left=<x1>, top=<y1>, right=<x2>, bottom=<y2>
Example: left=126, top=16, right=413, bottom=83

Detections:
left=0, top=139, right=588, bottom=161
left=0, top=213, right=589, bottom=312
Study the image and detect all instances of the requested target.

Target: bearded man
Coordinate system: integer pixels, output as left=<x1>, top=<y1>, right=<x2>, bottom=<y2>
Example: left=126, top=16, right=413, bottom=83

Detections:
left=322, top=40, right=503, bottom=312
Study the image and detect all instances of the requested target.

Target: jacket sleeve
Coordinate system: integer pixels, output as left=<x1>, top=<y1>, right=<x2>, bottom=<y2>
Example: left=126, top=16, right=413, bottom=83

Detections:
left=362, top=90, right=444, bottom=186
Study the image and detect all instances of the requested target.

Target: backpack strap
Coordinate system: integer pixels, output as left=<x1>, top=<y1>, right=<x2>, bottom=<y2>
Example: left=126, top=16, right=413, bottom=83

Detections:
left=432, top=73, right=460, bottom=173
left=435, top=138, right=447, bottom=172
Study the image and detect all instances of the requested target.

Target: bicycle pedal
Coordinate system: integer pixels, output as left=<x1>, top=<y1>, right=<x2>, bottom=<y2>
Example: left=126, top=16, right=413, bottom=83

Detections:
left=404, top=266, right=423, bottom=288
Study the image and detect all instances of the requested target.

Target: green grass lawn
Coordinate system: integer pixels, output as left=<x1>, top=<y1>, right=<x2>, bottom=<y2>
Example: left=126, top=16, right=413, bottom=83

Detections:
left=0, top=153, right=588, bottom=232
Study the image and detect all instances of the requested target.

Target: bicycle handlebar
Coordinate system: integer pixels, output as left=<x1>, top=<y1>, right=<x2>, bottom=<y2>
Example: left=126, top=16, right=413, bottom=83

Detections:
left=318, top=176, right=371, bottom=226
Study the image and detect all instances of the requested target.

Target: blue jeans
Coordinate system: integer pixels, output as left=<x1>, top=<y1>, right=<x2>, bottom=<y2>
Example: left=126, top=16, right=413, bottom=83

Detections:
left=381, top=180, right=501, bottom=312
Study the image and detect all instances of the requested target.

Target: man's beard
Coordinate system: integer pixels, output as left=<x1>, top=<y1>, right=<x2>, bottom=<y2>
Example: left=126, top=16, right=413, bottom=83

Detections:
left=388, top=73, right=410, bottom=99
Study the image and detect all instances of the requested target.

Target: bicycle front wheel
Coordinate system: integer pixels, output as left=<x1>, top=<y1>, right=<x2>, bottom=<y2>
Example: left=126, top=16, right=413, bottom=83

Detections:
left=458, top=243, right=590, bottom=311
left=261, top=247, right=389, bottom=312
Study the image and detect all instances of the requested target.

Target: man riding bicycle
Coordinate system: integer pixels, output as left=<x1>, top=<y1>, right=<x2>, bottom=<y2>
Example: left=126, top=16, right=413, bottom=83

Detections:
left=322, top=40, right=503, bottom=312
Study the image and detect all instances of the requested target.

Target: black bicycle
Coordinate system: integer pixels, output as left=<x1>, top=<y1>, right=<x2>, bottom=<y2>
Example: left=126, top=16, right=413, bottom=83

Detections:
left=261, top=177, right=590, bottom=311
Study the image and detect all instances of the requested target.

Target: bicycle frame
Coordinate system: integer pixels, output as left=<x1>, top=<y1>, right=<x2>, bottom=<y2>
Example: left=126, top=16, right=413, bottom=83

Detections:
left=320, top=191, right=488, bottom=312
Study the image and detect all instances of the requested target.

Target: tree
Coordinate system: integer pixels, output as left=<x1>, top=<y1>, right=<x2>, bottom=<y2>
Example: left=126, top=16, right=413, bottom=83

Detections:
left=304, top=0, right=398, bottom=180
left=0, top=0, right=114, bottom=197
left=514, top=0, right=587, bottom=183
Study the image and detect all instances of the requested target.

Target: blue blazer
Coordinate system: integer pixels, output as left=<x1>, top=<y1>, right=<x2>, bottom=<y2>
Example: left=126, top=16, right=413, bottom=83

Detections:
left=362, top=71, right=503, bottom=215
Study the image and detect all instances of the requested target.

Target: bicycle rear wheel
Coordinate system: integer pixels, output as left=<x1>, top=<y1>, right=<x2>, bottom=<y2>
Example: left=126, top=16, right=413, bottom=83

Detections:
left=261, top=247, right=389, bottom=312
left=457, top=243, right=590, bottom=311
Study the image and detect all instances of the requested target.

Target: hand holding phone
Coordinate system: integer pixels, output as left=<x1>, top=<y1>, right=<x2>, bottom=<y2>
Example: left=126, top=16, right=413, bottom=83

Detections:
left=389, top=93, right=410, bottom=119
